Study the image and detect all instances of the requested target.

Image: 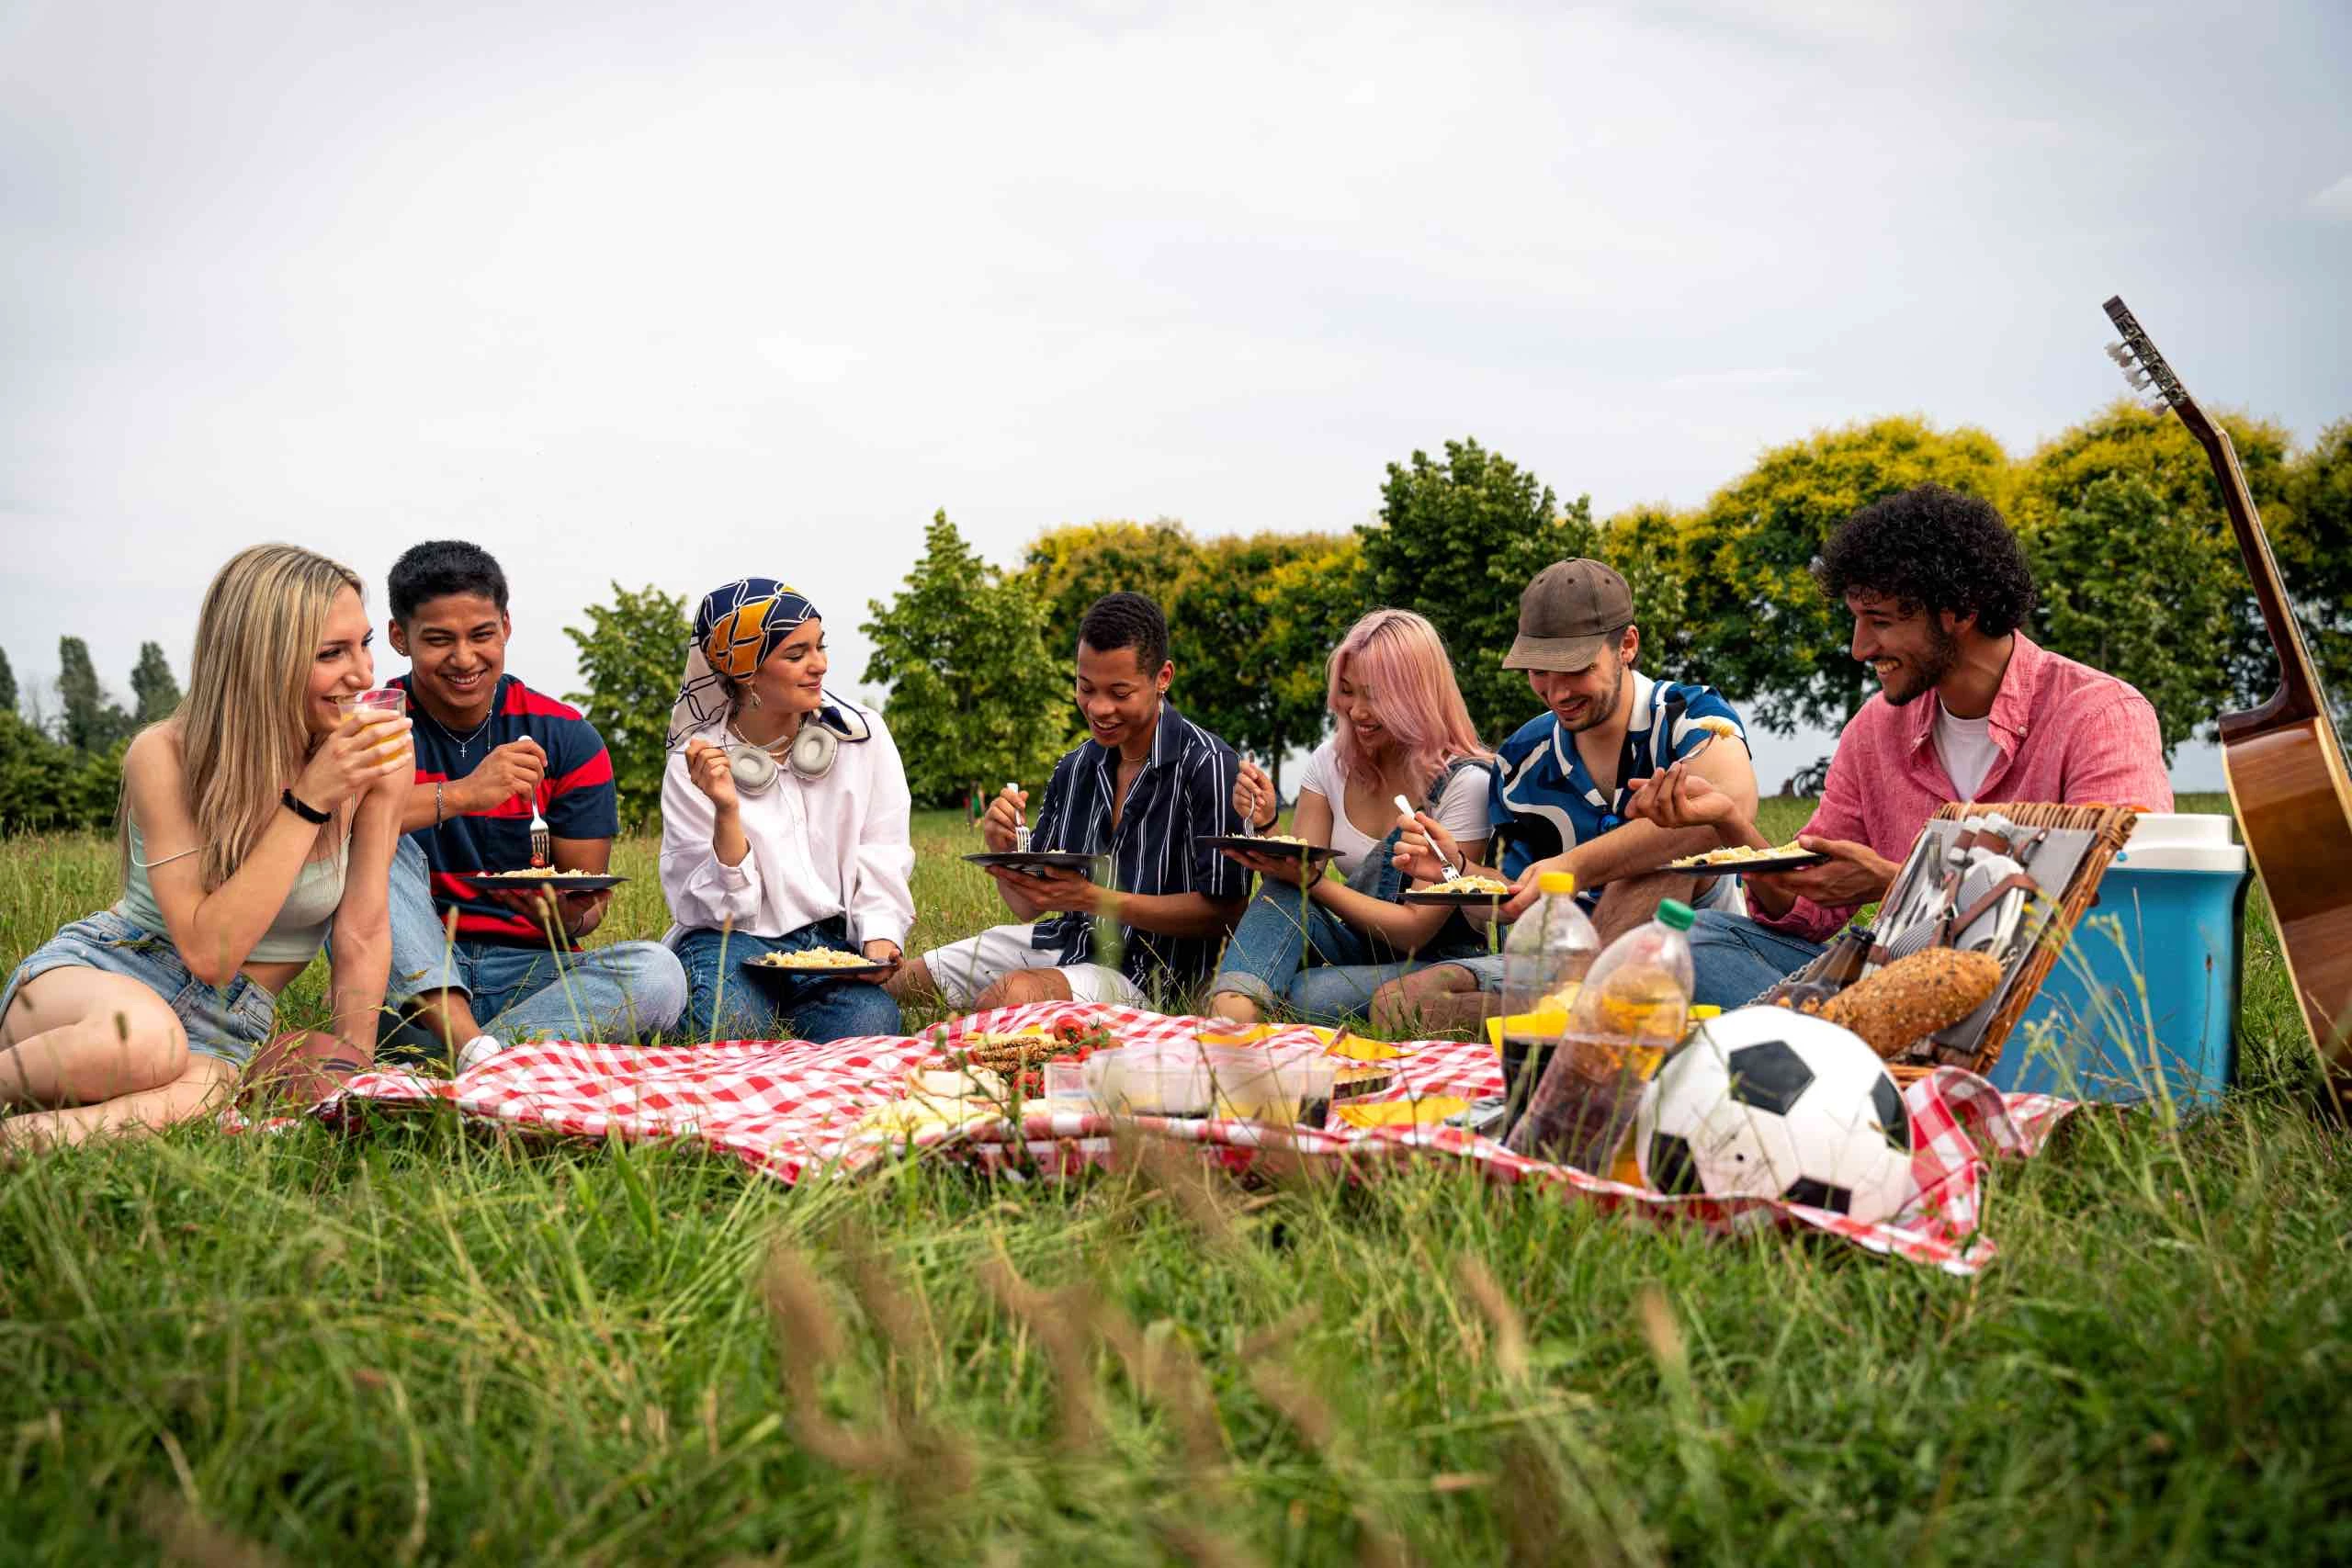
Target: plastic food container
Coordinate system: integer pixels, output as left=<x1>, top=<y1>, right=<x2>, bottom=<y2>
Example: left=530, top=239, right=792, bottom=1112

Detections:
left=1043, top=1060, right=1089, bottom=1103
left=1083, top=1043, right=1214, bottom=1116
left=1206, top=1043, right=1336, bottom=1127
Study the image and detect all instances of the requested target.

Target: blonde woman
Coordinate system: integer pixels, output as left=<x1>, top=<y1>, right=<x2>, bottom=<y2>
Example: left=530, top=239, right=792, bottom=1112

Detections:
left=0, top=546, right=413, bottom=1148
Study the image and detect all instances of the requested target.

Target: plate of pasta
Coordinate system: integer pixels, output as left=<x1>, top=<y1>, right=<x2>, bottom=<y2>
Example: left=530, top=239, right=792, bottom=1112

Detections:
left=1198, top=834, right=1339, bottom=863
left=1398, top=874, right=1513, bottom=907
left=741, top=949, right=898, bottom=986
left=1666, top=841, right=1828, bottom=874
left=458, top=869, right=627, bottom=892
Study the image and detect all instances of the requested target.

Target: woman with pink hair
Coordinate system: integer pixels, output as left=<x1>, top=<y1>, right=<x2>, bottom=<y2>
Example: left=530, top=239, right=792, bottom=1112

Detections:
left=1207, top=609, right=1496, bottom=1026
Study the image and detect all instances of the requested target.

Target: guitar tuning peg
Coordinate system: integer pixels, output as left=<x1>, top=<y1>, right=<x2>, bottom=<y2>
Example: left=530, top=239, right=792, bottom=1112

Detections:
left=2125, top=367, right=2153, bottom=389
left=2105, top=341, right=2133, bottom=365
left=2145, top=395, right=2174, bottom=414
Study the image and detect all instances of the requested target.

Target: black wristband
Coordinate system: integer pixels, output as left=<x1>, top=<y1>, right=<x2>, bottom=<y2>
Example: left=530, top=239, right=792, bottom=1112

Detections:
left=280, top=787, right=332, bottom=825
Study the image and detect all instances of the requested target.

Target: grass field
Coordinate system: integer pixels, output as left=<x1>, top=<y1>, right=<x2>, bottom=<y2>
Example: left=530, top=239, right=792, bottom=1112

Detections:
left=4, top=799, right=2350, bottom=1564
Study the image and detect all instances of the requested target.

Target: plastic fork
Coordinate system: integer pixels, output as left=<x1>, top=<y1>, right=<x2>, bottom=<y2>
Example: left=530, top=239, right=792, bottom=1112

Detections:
left=1395, top=794, right=1464, bottom=881
left=1005, top=782, right=1030, bottom=853
left=526, top=794, right=549, bottom=867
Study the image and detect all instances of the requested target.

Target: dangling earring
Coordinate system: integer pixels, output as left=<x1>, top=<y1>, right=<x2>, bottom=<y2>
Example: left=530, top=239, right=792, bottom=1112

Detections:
left=747, top=688, right=763, bottom=709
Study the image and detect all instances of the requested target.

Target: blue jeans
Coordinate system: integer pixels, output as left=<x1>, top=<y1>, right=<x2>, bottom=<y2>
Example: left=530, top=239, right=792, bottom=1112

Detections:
left=673, top=917, right=902, bottom=1043
left=1209, top=830, right=1489, bottom=1026
left=4, top=910, right=280, bottom=1069
left=1688, top=908, right=1826, bottom=1010
left=385, top=836, right=687, bottom=1043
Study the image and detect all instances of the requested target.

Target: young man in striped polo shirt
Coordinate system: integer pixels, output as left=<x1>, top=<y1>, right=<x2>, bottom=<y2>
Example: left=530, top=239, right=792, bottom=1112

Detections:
left=889, top=592, right=1251, bottom=1012
left=381, top=541, right=686, bottom=1055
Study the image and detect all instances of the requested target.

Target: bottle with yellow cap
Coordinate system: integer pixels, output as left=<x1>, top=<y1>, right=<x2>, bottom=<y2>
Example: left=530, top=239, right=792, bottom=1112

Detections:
left=1497, top=870, right=1600, bottom=1130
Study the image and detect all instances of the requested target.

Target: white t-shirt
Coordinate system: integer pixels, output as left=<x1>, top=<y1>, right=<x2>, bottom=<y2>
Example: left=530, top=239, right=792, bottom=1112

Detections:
left=1934, top=706, right=2001, bottom=800
left=1295, top=739, right=1494, bottom=880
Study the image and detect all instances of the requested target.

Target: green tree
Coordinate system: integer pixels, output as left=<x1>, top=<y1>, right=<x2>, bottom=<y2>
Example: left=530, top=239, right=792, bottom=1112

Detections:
left=1596, top=502, right=1699, bottom=673
left=1357, top=438, right=1597, bottom=741
left=2024, top=476, right=2236, bottom=761
left=0, top=713, right=118, bottom=835
left=563, top=582, right=691, bottom=832
left=1019, top=519, right=1202, bottom=643
left=0, top=712, right=74, bottom=833
left=2011, top=398, right=2293, bottom=713
left=1166, top=532, right=1363, bottom=788
left=57, top=636, right=133, bottom=754
left=863, top=510, right=1069, bottom=808
left=0, top=646, right=16, bottom=716
left=2279, top=418, right=2352, bottom=720
left=130, top=641, right=182, bottom=725
left=1681, top=417, right=2009, bottom=732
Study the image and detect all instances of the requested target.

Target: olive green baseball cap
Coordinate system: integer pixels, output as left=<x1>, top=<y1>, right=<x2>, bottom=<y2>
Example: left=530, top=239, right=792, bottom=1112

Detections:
left=1502, top=558, right=1634, bottom=672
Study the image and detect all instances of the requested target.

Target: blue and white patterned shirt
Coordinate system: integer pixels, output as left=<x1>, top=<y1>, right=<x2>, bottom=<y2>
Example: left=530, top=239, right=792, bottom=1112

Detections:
left=1487, top=673, right=1748, bottom=910
left=1029, top=701, right=1250, bottom=998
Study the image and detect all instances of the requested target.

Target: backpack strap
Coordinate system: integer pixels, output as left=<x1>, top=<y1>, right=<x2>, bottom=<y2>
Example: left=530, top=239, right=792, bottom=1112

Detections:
left=1423, top=755, right=1495, bottom=812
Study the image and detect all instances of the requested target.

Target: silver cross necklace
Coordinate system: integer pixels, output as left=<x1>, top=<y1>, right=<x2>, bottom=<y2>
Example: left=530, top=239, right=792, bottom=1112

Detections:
left=423, top=703, right=498, bottom=761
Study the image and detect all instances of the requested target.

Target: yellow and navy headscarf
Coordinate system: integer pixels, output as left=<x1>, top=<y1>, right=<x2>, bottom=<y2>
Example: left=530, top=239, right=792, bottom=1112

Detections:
left=668, top=577, right=820, bottom=745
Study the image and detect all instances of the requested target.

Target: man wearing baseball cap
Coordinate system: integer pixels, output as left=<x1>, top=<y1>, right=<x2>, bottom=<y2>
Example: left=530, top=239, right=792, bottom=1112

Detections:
left=1373, top=558, right=1759, bottom=1032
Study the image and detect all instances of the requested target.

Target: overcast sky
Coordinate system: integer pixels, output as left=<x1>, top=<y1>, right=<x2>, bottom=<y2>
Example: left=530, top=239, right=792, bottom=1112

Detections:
left=5, top=0, right=2347, bottom=789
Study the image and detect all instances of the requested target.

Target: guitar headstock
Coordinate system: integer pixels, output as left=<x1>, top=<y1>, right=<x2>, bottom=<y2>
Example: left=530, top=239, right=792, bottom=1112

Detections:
left=2101, top=295, right=2211, bottom=439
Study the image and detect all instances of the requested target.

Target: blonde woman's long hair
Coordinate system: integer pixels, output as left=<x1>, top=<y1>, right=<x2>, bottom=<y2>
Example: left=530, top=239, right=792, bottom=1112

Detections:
left=159, top=545, right=366, bottom=891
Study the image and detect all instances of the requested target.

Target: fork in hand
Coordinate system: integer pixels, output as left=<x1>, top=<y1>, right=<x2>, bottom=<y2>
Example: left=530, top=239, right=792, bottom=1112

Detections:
left=1394, top=794, right=1464, bottom=881
left=525, top=793, right=549, bottom=867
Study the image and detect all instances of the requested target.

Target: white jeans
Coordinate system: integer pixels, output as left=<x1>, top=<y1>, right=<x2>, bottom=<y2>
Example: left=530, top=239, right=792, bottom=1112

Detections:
left=921, top=924, right=1144, bottom=1010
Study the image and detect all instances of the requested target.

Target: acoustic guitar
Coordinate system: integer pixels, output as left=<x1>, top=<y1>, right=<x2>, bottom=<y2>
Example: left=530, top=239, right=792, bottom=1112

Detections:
left=2101, top=296, right=2352, bottom=1111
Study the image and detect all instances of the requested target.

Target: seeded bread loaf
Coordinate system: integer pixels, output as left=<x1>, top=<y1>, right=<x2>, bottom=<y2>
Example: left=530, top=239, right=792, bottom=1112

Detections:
left=1804, top=948, right=2004, bottom=1059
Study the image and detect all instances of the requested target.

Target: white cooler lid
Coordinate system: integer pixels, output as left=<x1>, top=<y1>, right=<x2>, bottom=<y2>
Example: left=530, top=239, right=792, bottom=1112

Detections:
left=2112, top=812, right=2247, bottom=873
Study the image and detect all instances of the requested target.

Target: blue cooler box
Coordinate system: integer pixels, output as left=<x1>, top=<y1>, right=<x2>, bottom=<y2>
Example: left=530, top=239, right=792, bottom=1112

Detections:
left=1992, top=814, right=2251, bottom=1107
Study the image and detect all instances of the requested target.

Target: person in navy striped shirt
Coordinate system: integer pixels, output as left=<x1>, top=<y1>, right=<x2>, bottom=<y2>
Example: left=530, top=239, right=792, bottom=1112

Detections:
left=379, top=542, right=685, bottom=1056
left=889, top=592, right=1250, bottom=1012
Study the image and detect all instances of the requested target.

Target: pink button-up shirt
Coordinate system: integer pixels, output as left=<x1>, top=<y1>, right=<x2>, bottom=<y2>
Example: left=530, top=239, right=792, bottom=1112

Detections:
left=1760, top=633, right=2175, bottom=944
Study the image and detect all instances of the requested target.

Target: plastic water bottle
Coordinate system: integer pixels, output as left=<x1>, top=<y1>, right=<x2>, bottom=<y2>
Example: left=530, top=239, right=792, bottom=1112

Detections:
left=1507, top=898, right=1697, bottom=1172
left=1497, top=871, right=1600, bottom=1128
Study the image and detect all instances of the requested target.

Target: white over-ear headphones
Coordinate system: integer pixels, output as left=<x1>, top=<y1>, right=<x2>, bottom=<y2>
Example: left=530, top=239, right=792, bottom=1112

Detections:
left=726, top=743, right=781, bottom=795
left=724, top=699, right=869, bottom=793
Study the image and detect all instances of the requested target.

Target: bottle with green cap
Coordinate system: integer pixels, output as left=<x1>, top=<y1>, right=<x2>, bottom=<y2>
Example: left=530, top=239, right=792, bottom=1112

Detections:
left=1505, top=897, right=1698, bottom=1172
left=1497, top=870, right=1601, bottom=1128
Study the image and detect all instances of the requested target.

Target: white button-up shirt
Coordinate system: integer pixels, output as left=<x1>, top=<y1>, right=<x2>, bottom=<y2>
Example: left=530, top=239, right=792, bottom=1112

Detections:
left=658, top=700, right=916, bottom=949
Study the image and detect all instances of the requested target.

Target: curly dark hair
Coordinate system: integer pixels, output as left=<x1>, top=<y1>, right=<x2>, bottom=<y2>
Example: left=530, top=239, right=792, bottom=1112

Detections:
left=389, top=540, right=510, bottom=625
left=1814, top=485, right=2037, bottom=637
left=1078, top=591, right=1170, bottom=671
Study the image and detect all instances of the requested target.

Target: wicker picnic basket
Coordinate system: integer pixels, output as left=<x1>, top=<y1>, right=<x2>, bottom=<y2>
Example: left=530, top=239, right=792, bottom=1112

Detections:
left=1827, top=801, right=2142, bottom=1087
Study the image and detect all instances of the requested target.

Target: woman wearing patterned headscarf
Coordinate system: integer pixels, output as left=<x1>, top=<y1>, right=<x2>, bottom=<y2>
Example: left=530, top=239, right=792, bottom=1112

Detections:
left=659, top=579, right=915, bottom=1043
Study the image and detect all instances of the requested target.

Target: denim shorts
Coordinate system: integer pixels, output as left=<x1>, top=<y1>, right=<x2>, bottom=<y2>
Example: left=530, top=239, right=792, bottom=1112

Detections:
left=1, top=909, right=279, bottom=1069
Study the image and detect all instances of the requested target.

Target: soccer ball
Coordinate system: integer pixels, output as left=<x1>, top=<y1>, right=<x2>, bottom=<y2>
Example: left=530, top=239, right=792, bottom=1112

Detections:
left=1634, top=1006, right=1916, bottom=1224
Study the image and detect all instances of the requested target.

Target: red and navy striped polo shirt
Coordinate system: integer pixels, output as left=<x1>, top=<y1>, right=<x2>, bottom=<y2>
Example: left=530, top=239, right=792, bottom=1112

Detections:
left=392, top=674, right=621, bottom=947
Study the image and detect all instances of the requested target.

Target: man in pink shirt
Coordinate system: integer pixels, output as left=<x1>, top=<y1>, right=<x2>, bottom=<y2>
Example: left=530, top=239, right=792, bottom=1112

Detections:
left=1629, top=484, right=2173, bottom=1009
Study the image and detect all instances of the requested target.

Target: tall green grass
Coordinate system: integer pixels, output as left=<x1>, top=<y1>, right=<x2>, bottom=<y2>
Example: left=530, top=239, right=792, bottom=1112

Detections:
left=4, top=799, right=2349, bottom=1563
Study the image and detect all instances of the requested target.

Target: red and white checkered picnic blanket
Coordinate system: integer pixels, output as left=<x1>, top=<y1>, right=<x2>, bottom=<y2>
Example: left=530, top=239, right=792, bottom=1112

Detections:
left=315, top=1001, right=2075, bottom=1276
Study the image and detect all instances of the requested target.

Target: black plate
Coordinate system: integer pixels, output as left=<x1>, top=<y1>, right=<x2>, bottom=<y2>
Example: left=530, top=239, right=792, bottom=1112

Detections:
left=1396, top=886, right=1513, bottom=908
left=458, top=872, right=628, bottom=892
left=741, top=954, right=897, bottom=989
left=963, top=851, right=1106, bottom=877
left=1667, top=851, right=1830, bottom=875
left=1198, top=835, right=1340, bottom=863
